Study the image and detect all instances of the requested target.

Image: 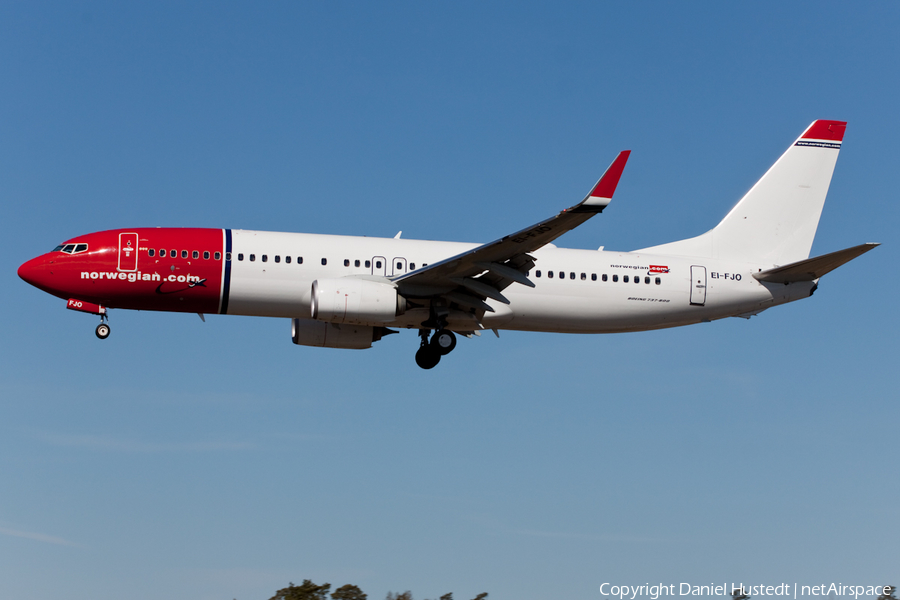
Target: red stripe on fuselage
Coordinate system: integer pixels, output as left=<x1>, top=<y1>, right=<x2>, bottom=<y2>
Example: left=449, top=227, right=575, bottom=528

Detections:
left=20, top=228, right=225, bottom=314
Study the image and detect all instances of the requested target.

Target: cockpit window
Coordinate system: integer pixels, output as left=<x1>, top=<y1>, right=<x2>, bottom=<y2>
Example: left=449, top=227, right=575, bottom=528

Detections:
left=56, top=243, right=89, bottom=254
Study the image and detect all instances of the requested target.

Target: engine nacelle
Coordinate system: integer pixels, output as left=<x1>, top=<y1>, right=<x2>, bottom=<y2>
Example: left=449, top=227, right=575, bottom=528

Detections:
left=311, top=277, right=406, bottom=325
left=292, top=318, right=391, bottom=349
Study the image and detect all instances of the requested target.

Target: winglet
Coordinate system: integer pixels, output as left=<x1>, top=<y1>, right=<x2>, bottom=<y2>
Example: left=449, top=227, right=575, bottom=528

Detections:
left=580, top=150, right=631, bottom=210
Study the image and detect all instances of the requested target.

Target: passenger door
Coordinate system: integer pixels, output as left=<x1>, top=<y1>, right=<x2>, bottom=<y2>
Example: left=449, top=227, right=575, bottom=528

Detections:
left=690, top=265, right=707, bottom=306
left=118, top=232, right=139, bottom=272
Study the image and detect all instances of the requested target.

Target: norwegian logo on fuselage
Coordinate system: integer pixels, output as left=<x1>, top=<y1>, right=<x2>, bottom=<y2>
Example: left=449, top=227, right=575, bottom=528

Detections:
left=649, top=265, right=669, bottom=274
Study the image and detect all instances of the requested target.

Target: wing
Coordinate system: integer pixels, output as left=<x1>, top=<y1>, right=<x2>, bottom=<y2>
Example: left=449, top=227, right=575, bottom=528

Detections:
left=393, top=150, right=631, bottom=313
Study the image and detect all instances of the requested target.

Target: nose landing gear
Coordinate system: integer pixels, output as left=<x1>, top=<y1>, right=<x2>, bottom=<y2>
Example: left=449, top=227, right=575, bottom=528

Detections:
left=414, top=328, right=457, bottom=369
left=94, top=312, right=110, bottom=340
left=95, top=323, right=110, bottom=339
left=66, top=299, right=111, bottom=340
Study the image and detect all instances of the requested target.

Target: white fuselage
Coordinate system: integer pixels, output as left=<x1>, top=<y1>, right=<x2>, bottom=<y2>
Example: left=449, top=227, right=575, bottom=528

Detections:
left=225, top=230, right=813, bottom=333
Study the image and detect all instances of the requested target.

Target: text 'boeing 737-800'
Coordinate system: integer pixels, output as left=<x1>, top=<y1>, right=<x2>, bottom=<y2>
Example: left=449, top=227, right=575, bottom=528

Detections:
left=18, top=120, right=878, bottom=368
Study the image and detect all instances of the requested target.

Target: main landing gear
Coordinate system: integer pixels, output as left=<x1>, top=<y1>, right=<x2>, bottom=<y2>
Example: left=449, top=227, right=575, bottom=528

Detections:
left=414, top=328, right=457, bottom=369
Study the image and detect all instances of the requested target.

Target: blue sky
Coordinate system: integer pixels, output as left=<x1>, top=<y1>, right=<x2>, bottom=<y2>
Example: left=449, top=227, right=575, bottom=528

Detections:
left=1, top=3, right=898, bottom=600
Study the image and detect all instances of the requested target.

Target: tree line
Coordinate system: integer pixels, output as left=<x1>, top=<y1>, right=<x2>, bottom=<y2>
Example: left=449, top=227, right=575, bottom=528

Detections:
left=268, top=579, right=897, bottom=600
left=268, top=579, right=488, bottom=600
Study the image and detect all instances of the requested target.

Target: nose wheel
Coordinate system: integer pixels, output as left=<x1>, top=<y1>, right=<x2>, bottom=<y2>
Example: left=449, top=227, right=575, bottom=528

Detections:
left=414, top=329, right=457, bottom=369
left=95, top=313, right=110, bottom=340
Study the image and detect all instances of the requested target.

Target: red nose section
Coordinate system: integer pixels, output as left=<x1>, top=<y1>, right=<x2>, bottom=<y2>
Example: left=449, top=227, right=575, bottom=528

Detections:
left=18, top=255, right=59, bottom=295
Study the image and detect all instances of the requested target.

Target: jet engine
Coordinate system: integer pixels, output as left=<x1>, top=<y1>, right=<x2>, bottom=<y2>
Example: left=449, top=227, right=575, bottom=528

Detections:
left=292, top=318, right=394, bottom=349
left=311, top=278, right=406, bottom=325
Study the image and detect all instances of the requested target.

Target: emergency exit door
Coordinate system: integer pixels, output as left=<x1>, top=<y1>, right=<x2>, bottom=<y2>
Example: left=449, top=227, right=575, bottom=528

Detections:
left=371, top=256, right=387, bottom=276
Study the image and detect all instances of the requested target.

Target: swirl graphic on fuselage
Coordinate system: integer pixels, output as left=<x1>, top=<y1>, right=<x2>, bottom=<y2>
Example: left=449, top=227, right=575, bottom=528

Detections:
left=155, top=279, right=207, bottom=295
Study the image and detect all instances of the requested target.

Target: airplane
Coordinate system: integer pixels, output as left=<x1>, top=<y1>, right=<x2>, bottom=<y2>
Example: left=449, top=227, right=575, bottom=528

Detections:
left=17, top=120, right=878, bottom=369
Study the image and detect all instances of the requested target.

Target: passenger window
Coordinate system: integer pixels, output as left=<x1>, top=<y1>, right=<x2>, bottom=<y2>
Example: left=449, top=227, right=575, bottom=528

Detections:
left=170, top=250, right=177, bottom=258
left=396, top=262, right=402, bottom=270
left=559, top=271, right=564, bottom=279
left=355, top=260, right=360, bottom=267
left=344, top=259, right=350, bottom=267
left=613, top=275, right=618, bottom=282
left=149, top=249, right=155, bottom=257
left=298, top=257, right=303, bottom=264
left=536, top=270, right=541, bottom=277
left=365, top=260, right=371, bottom=268
left=602, top=274, right=608, bottom=282
left=285, top=256, right=291, bottom=264
left=181, top=250, right=188, bottom=258
left=250, top=254, right=256, bottom=262
left=581, top=273, right=586, bottom=280
left=375, top=260, right=381, bottom=268
left=423, top=263, right=428, bottom=267
left=624, top=275, right=629, bottom=283
left=238, top=253, right=244, bottom=261
left=655, top=277, right=661, bottom=285
left=192, top=251, right=199, bottom=259
left=568, top=272, right=574, bottom=279
left=548, top=271, right=554, bottom=278
left=225, top=252, right=231, bottom=261
left=321, top=258, right=327, bottom=265
left=645, top=276, right=650, bottom=284
left=409, top=263, right=415, bottom=270
left=160, top=249, right=165, bottom=257
left=591, top=273, right=597, bottom=281
left=275, top=255, right=280, bottom=263
left=214, top=252, right=221, bottom=260
left=204, top=251, right=210, bottom=259
left=635, top=277, right=640, bottom=284
left=262, top=255, right=267, bottom=262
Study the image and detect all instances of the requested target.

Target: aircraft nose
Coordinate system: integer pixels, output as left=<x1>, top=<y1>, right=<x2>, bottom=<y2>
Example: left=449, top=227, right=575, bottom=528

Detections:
left=18, top=255, right=55, bottom=291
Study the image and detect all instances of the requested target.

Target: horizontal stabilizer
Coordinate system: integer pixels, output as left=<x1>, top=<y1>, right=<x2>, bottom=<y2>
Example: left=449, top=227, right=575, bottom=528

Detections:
left=753, top=243, right=879, bottom=284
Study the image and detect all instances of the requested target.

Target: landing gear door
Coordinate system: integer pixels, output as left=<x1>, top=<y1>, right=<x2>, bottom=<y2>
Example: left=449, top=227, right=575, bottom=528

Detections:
left=690, top=265, right=707, bottom=306
left=118, top=232, right=139, bottom=272
left=392, top=257, right=407, bottom=276
left=371, top=256, right=387, bottom=277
